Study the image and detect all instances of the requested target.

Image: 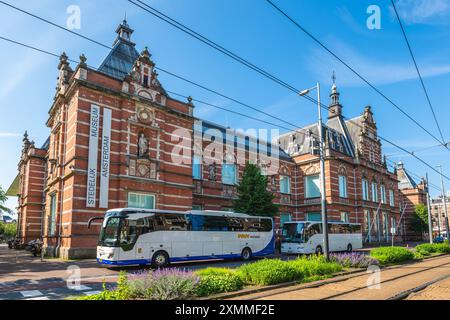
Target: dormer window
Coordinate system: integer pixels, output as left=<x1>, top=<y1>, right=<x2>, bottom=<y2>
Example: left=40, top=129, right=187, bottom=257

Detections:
left=143, top=74, right=149, bottom=87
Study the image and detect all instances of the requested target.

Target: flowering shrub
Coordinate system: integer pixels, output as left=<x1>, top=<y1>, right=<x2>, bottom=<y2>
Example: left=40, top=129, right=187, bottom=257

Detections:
left=369, top=247, right=414, bottom=265
left=127, top=270, right=154, bottom=299
left=147, top=268, right=200, bottom=300
left=330, top=252, right=379, bottom=268
left=195, top=268, right=244, bottom=297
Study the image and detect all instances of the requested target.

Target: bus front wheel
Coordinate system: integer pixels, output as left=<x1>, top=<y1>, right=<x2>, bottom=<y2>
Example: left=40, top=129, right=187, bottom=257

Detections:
left=241, top=247, right=252, bottom=261
left=315, top=246, right=323, bottom=255
left=152, top=251, right=169, bottom=268
left=347, top=244, right=353, bottom=252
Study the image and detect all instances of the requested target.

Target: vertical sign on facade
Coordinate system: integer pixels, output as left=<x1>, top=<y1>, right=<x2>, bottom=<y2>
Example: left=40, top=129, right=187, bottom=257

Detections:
left=86, top=105, right=100, bottom=207
left=99, top=108, right=112, bottom=208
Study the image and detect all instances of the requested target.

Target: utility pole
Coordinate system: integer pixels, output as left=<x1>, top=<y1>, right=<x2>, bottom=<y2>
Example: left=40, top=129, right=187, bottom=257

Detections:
left=437, top=165, right=450, bottom=242
left=299, top=82, right=329, bottom=260
left=425, top=173, right=433, bottom=244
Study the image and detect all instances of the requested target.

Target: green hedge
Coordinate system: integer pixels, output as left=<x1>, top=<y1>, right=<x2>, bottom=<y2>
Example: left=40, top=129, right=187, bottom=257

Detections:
left=236, top=256, right=342, bottom=286
left=415, top=243, right=450, bottom=256
left=0, top=222, right=17, bottom=240
left=195, top=268, right=244, bottom=297
left=369, top=247, right=414, bottom=265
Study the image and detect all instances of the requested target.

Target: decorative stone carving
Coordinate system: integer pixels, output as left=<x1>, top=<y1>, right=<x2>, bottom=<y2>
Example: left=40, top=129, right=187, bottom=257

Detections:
left=137, top=133, right=149, bottom=158
left=304, top=163, right=320, bottom=175
left=209, top=163, right=216, bottom=181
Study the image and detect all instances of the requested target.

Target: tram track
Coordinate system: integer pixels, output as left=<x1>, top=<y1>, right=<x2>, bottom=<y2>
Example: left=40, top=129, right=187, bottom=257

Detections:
left=232, top=255, right=450, bottom=300
left=321, top=261, right=450, bottom=300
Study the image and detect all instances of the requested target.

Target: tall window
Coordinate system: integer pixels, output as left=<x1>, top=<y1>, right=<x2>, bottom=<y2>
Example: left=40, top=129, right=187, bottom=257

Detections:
left=128, top=192, right=155, bottom=209
left=49, top=194, right=57, bottom=236
left=341, top=212, right=349, bottom=223
left=371, top=181, right=378, bottom=202
left=380, top=185, right=386, bottom=204
left=362, top=178, right=369, bottom=201
left=305, top=174, right=321, bottom=198
left=280, top=213, right=291, bottom=227
left=222, top=162, right=237, bottom=185
left=192, top=156, right=202, bottom=180
left=307, top=212, right=322, bottom=221
left=339, top=175, right=347, bottom=198
left=280, top=175, right=291, bottom=194
left=389, top=190, right=395, bottom=207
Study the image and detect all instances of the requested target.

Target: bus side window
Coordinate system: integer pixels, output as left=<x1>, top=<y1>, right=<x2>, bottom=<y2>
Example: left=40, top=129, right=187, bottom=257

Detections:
left=260, top=218, right=273, bottom=232
left=227, top=217, right=244, bottom=232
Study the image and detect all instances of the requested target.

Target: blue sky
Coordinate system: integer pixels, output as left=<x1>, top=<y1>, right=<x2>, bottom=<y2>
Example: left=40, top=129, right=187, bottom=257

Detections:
left=1, top=0, right=450, bottom=211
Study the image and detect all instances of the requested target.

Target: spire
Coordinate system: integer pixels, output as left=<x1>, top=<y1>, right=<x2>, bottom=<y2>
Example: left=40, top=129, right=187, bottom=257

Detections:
left=114, top=18, right=134, bottom=45
left=328, top=71, right=342, bottom=119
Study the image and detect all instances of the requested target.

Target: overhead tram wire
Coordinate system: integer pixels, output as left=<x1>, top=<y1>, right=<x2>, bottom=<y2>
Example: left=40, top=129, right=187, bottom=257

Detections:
left=0, top=5, right=449, bottom=180
left=0, top=36, right=448, bottom=181
left=0, top=0, right=318, bottom=140
left=264, top=0, right=450, bottom=152
left=385, top=158, right=442, bottom=193
left=390, top=0, right=446, bottom=145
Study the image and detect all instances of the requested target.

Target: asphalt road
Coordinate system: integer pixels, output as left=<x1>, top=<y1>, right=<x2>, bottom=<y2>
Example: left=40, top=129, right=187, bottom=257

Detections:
left=0, top=244, right=290, bottom=300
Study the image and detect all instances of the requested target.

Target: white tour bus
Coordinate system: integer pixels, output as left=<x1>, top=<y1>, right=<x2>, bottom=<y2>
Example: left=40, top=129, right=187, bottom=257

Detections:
left=281, top=221, right=363, bottom=255
left=90, top=209, right=275, bottom=267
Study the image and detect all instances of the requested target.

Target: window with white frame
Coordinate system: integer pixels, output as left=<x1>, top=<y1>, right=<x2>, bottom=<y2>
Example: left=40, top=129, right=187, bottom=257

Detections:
left=221, top=162, right=237, bottom=185
left=280, top=213, right=292, bottom=226
left=49, top=194, right=57, bottom=236
left=128, top=192, right=155, bottom=209
left=389, top=189, right=395, bottom=207
left=305, top=174, right=321, bottom=198
left=341, top=212, right=349, bottom=223
left=371, top=181, right=378, bottom=202
left=362, top=178, right=369, bottom=201
left=280, top=175, right=291, bottom=194
left=192, top=155, right=202, bottom=180
left=339, top=175, right=347, bottom=198
left=307, top=212, right=322, bottom=221
left=381, top=185, right=386, bottom=204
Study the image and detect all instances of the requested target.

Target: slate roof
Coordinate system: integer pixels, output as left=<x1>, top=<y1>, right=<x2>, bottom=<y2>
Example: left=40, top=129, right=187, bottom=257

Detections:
left=397, top=164, right=418, bottom=190
left=98, top=39, right=140, bottom=80
left=200, top=120, right=293, bottom=162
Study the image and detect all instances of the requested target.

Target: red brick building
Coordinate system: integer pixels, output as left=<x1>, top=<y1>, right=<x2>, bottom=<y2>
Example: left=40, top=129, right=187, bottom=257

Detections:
left=11, top=20, right=400, bottom=258
left=11, top=20, right=295, bottom=258
left=278, top=83, right=401, bottom=243
left=397, top=162, right=429, bottom=240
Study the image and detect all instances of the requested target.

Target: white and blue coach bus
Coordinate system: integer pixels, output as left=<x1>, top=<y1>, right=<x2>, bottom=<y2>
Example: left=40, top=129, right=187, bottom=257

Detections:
left=89, top=209, right=275, bottom=267
left=281, top=221, right=363, bottom=255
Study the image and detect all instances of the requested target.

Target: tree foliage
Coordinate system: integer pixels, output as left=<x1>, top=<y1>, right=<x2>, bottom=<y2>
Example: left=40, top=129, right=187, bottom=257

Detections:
left=233, top=163, right=278, bottom=217
left=0, top=186, right=8, bottom=212
left=410, top=204, right=429, bottom=237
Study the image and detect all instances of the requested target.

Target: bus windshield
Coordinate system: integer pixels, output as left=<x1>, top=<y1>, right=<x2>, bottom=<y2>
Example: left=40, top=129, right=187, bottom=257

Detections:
left=99, top=214, right=154, bottom=248
left=99, top=217, right=121, bottom=247
left=282, top=222, right=308, bottom=243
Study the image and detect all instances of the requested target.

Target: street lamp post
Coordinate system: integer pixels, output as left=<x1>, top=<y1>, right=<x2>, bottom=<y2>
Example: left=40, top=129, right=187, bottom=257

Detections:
left=437, top=165, right=450, bottom=242
left=299, top=83, right=329, bottom=260
left=425, top=173, right=433, bottom=244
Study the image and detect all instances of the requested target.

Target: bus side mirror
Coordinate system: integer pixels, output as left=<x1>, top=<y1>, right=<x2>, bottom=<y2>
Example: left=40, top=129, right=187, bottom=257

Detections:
left=87, top=217, right=104, bottom=229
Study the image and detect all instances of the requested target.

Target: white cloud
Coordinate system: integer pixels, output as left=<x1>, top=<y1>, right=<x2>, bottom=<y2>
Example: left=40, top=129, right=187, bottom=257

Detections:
left=0, top=132, right=21, bottom=138
left=392, top=0, right=450, bottom=24
left=307, top=39, right=450, bottom=87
